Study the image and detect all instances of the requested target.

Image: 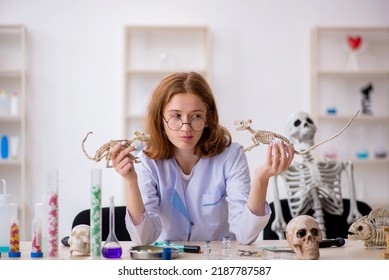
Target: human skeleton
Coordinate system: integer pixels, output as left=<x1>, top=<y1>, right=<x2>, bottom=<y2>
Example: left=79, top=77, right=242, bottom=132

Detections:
left=235, top=111, right=361, bottom=239
left=82, top=131, right=150, bottom=167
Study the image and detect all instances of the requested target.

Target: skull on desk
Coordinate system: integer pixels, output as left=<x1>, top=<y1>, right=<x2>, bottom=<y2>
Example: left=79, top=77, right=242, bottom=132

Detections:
left=68, top=224, right=90, bottom=256
left=285, top=215, right=323, bottom=260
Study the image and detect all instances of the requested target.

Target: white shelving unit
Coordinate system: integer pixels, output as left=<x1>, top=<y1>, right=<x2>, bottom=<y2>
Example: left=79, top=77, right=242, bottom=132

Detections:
left=0, top=25, right=27, bottom=236
left=123, top=26, right=210, bottom=138
left=311, top=27, right=389, bottom=207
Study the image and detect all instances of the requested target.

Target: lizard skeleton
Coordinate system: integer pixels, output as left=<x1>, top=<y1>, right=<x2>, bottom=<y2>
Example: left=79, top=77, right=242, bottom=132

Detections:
left=234, top=110, right=359, bottom=155
left=82, top=131, right=150, bottom=167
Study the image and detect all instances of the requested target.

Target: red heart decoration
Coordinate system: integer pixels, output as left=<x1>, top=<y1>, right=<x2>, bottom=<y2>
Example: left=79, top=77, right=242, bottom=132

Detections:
left=347, top=36, right=362, bottom=50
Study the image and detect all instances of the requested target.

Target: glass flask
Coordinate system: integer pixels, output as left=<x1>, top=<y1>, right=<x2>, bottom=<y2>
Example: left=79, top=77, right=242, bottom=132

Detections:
left=102, top=196, right=122, bottom=258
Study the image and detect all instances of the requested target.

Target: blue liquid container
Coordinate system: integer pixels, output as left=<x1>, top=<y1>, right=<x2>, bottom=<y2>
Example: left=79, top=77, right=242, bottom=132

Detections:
left=163, top=247, right=172, bottom=260
left=102, top=247, right=122, bottom=258
left=1, top=135, right=8, bottom=159
left=101, top=196, right=122, bottom=259
left=356, top=151, right=369, bottom=159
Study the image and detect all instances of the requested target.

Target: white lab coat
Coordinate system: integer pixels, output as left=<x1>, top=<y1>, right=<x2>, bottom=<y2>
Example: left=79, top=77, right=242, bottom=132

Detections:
left=125, top=142, right=271, bottom=245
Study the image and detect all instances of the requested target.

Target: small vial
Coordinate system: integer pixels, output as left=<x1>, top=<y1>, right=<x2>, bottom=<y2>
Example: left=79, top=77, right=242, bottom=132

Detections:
left=221, top=236, right=231, bottom=258
left=8, top=216, right=21, bottom=258
left=31, top=216, right=43, bottom=258
left=203, top=240, right=211, bottom=257
left=163, top=240, right=172, bottom=260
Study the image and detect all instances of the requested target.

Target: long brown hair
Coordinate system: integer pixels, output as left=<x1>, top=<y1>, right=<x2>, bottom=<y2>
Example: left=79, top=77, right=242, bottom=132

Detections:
left=144, top=72, right=231, bottom=159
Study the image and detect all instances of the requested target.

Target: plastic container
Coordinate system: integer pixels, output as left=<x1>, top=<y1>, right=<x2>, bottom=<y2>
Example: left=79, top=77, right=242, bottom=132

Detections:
left=31, top=216, right=43, bottom=258
left=47, top=169, right=59, bottom=257
left=1, top=135, right=9, bottom=159
left=9, top=136, right=19, bottom=160
left=0, top=179, right=17, bottom=252
left=34, top=194, right=48, bottom=253
left=10, top=91, right=18, bottom=116
left=0, top=90, right=9, bottom=115
left=90, top=168, right=102, bottom=258
left=8, top=216, right=21, bottom=258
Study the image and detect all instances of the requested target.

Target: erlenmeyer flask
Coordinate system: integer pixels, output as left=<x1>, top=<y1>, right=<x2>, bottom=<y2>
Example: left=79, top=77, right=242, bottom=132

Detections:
left=102, top=196, right=122, bottom=258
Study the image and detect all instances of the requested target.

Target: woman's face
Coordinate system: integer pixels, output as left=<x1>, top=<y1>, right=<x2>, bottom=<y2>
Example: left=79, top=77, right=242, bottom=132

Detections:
left=162, top=92, right=207, bottom=154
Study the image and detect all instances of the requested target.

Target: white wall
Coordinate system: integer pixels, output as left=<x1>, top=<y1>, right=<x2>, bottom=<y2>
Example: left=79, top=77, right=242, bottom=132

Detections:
left=1, top=0, right=389, bottom=240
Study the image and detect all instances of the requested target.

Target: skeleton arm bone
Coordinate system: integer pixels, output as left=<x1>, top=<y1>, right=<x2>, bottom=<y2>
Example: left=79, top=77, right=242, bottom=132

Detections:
left=343, top=161, right=362, bottom=223
left=295, top=110, right=359, bottom=155
left=271, top=175, right=287, bottom=239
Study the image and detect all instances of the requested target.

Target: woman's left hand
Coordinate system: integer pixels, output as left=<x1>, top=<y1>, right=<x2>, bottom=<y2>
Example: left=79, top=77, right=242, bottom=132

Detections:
left=256, top=140, right=295, bottom=179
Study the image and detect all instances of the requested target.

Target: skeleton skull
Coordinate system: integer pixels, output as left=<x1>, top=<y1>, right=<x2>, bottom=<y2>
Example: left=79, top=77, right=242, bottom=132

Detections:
left=285, top=112, right=317, bottom=151
left=286, top=215, right=323, bottom=260
left=68, top=224, right=90, bottom=256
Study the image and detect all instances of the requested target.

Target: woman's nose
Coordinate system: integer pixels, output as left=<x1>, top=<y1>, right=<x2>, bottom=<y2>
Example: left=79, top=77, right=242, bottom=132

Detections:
left=180, top=121, right=192, bottom=131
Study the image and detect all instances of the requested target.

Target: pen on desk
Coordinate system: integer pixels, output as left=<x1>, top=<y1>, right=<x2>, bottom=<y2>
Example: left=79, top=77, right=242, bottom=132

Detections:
left=153, top=242, right=201, bottom=253
left=319, top=238, right=345, bottom=248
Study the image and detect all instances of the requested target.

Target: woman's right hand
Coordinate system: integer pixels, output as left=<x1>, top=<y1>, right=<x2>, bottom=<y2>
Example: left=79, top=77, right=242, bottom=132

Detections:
left=110, top=143, right=138, bottom=181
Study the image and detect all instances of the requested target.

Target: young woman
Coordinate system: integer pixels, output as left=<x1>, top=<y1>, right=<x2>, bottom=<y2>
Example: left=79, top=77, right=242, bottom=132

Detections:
left=111, top=72, right=294, bottom=245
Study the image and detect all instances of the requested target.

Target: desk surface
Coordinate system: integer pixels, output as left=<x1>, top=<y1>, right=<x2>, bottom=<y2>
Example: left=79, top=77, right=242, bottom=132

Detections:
left=6, top=239, right=386, bottom=260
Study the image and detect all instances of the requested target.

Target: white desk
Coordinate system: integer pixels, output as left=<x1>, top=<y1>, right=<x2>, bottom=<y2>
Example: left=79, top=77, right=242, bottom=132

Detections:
left=5, top=239, right=387, bottom=260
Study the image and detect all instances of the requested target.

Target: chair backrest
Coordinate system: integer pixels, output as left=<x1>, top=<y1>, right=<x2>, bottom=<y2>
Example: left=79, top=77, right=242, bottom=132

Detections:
left=71, top=206, right=131, bottom=241
left=263, top=199, right=372, bottom=240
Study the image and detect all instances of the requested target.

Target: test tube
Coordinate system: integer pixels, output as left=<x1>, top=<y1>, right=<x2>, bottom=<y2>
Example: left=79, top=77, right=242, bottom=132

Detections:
left=47, top=169, right=59, bottom=257
left=31, top=216, right=43, bottom=258
left=90, top=169, right=102, bottom=258
left=8, top=216, right=21, bottom=258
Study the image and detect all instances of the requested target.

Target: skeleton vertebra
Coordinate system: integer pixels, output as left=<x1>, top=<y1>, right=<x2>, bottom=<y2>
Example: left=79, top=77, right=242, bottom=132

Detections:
left=348, top=207, right=389, bottom=249
left=82, top=131, right=150, bottom=167
left=285, top=215, right=323, bottom=260
left=234, top=110, right=359, bottom=155
left=267, top=112, right=361, bottom=239
left=68, top=224, right=90, bottom=256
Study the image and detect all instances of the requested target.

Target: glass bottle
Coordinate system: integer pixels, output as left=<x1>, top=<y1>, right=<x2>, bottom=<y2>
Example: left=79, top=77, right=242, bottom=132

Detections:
left=163, top=240, right=173, bottom=260
left=102, top=196, right=122, bottom=258
left=221, top=236, right=231, bottom=258
left=203, top=240, right=211, bottom=257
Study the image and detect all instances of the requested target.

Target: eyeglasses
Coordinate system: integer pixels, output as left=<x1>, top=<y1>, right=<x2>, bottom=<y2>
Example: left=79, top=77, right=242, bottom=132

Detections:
left=162, top=116, right=206, bottom=131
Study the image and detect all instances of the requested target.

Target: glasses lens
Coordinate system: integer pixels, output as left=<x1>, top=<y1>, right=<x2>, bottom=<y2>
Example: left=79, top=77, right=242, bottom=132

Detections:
left=191, top=117, right=205, bottom=131
left=167, top=116, right=182, bottom=131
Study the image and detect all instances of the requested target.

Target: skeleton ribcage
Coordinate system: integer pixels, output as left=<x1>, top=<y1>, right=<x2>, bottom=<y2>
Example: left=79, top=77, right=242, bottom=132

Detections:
left=282, top=160, right=345, bottom=218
